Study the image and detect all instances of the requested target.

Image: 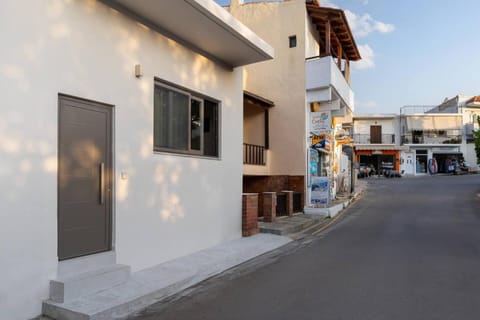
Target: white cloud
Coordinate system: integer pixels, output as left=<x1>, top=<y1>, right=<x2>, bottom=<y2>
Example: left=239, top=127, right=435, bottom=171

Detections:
left=344, top=10, right=395, bottom=38
left=352, top=44, right=375, bottom=69
left=318, top=1, right=392, bottom=71
left=320, top=1, right=395, bottom=38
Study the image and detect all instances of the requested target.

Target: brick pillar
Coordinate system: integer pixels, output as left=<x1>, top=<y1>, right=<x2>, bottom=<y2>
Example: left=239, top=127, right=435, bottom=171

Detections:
left=242, top=193, right=259, bottom=237
left=262, top=192, right=277, bottom=223
left=282, top=190, right=294, bottom=216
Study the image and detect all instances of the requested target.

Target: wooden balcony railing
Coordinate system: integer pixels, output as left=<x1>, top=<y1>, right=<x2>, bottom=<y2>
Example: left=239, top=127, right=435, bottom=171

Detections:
left=243, top=143, right=266, bottom=166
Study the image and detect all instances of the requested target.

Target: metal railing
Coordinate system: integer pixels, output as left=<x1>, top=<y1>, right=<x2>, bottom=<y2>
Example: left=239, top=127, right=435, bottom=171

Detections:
left=243, top=143, right=266, bottom=166
left=353, top=134, right=395, bottom=144
left=400, top=105, right=436, bottom=114
left=401, top=132, right=462, bottom=144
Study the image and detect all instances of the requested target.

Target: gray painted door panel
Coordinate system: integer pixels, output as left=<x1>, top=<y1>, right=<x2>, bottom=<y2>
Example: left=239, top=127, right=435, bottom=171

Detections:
left=58, top=96, right=113, bottom=260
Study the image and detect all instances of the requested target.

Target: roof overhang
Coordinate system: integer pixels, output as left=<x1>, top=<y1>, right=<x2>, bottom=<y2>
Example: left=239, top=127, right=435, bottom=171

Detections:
left=465, top=96, right=480, bottom=107
left=306, top=3, right=361, bottom=61
left=244, top=91, right=275, bottom=109
left=100, top=0, right=274, bottom=68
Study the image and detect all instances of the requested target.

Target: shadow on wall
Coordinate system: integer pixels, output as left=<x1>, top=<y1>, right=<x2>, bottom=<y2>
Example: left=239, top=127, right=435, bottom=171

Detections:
left=1, top=0, right=236, bottom=222
left=0, top=0, right=244, bottom=317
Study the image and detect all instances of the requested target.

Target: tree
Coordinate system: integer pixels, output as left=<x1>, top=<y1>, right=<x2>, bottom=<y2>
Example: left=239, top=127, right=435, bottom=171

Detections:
left=475, top=115, right=480, bottom=165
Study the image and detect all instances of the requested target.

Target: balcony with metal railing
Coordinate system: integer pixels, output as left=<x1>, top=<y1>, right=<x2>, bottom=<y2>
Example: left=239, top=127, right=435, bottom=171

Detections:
left=401, top=130, right=462, bottom=145
left=353, top=134, right=396, bottom=144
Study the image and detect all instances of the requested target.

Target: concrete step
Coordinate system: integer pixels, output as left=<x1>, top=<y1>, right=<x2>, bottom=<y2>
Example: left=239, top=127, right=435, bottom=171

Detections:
left=288, top=218, right=331, bottom=240
left=49, top=264, right=131, bottom=303
left=259, top=214, right=326, bottom=236
left=42, top=234, right=292, bottom=320
left=43, top=268, right=196, bottom=320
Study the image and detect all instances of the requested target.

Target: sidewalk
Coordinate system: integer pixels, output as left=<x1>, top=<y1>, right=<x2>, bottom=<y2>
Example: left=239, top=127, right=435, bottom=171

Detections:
left=41, top=182, right=368, bottom=320
left=259, top=180, right=368, bottom=238
left=42, top=234, right=292, bottom=320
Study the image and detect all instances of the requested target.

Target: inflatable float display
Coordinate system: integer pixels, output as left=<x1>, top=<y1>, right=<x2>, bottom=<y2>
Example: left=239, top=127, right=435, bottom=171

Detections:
left=427, top=158, right=438, bottom=174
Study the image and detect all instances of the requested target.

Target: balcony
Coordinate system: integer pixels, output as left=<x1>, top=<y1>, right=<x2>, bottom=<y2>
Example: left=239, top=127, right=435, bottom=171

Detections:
left=401, top=130, right=462, bottom=145
left=353, top=134, right=395, bottom=144
left=305, top=56, right=354, bottom=111
left=243, top=143, right=266, bottom=166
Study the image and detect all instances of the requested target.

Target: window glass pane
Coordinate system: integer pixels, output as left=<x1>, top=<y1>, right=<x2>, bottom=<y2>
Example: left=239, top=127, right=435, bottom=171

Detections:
left=154, top=86, right=189, bottom=150
left=203, top=100, right=218, bottom=157
left=191, top=99, right=202, bottom=151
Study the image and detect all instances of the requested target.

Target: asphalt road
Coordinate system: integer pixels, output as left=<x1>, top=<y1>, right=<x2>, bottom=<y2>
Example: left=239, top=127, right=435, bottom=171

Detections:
left=130, top=175, right=480, bottom=320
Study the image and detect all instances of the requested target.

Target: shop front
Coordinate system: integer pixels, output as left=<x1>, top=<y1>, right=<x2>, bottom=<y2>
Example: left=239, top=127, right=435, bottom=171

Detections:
left=407, top=146, right=463, bottom=175
left=355, top=148, right=400, bottom=175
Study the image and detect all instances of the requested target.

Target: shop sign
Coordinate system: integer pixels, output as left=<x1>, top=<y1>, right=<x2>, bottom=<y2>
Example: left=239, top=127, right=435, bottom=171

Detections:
left=310, top=111, right=331, bottom=134
left=311, top=176, right=329, bottom=206
left=311, top=132, right=332, bottom=151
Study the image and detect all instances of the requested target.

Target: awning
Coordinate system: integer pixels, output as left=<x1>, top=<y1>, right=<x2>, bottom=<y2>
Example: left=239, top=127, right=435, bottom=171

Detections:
left=405, top=115, right=462, bottom=131
left=354, top=145, right=409, bottom=151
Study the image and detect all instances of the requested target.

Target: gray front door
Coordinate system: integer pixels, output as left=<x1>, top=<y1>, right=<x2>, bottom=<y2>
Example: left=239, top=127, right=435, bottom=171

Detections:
left=58, top=95, right=113, bottom=260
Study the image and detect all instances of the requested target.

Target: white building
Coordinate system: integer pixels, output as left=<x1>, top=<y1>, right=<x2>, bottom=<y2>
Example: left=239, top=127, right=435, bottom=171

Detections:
left=352, top=114, right=407, bottom=175
left=428, top=95, right=480, bottom=165
left=400, top=106, right=463, bottom=174
left=0, top=1, right=273, bottom=319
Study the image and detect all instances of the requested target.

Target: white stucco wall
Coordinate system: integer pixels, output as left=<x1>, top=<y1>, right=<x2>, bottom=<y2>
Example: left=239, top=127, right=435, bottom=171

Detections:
left=305, top=57, right=354, bottom=110
left=460, top=107, right=480, bottom=164
left=0, top=1, right=244, bottom=319
left=354, top=118, right=397, bottom=135
left=230, top=0, right=307, bottom=176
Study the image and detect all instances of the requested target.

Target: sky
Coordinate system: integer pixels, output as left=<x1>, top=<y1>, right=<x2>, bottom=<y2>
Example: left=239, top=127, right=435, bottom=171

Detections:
left=215, top=0, right=480, bottom=114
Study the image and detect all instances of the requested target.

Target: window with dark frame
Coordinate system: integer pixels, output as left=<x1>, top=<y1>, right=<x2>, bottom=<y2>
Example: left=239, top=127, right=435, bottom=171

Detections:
left=289, top=35, right=297, bottom=48
left=154, top=83, right=219, bottom=157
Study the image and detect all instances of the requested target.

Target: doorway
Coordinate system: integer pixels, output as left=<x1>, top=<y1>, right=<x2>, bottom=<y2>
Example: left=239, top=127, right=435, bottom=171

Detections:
left=58, top=95, right=113, bottom=260
left=402, top=152, right=415, bottom=175
left=415, top=150, right=428, bottom=174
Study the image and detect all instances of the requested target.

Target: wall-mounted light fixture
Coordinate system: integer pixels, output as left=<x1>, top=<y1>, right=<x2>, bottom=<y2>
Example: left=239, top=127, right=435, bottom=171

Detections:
left=135, top=64, right=143, bottom=78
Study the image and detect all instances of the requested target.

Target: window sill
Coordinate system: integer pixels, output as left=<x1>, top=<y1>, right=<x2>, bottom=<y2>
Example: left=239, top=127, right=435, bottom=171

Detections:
left=153, top=149, right=221, bottom=161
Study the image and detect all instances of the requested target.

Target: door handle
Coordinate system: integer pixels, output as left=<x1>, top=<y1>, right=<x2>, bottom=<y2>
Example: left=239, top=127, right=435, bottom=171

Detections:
left=99, top=162, right=105, bottom=205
